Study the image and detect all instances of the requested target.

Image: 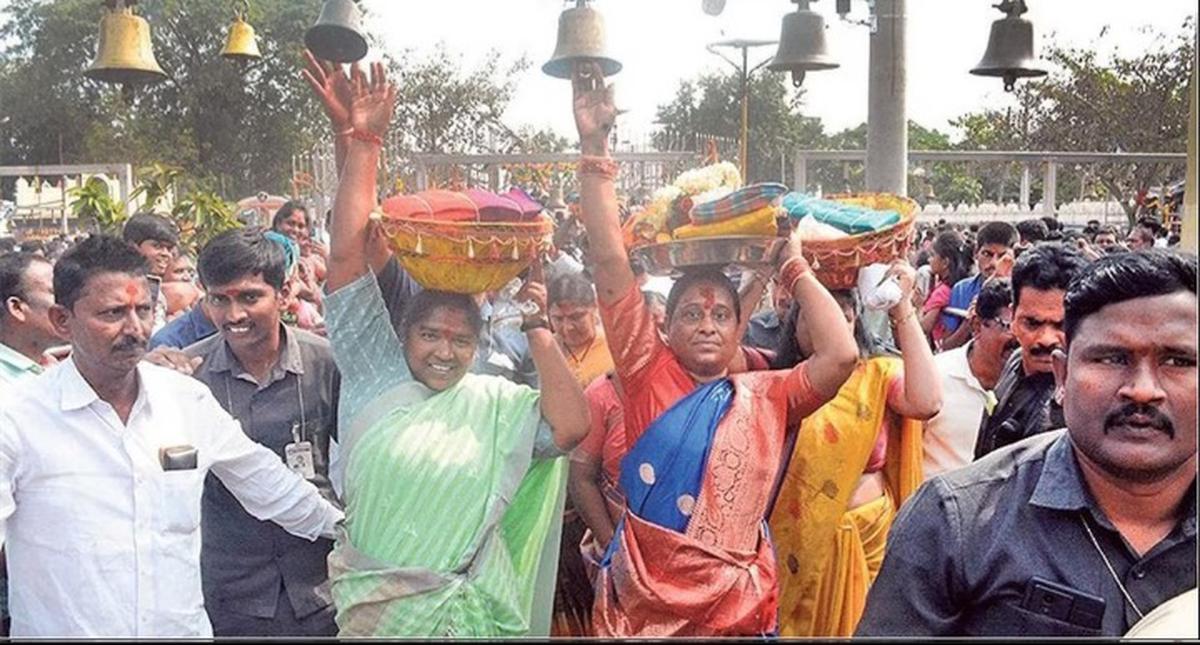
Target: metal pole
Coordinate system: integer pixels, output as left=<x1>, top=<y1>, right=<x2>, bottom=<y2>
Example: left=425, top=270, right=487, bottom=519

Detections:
left=740, top=46, right=750, bottom=181
left=865, top=0, right=907, bottom=195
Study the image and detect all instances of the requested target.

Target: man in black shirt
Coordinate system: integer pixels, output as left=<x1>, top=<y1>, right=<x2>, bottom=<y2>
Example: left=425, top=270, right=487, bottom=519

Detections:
left=184, top=230, right=341, bottom=636
left=975, top=243, right=1088, bottom=458
left=857, top=250, right=1197, bottom=637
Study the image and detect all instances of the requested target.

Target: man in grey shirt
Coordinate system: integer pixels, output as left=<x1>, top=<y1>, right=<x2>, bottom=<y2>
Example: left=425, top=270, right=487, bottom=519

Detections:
left=858, top=250, right=1196, bottom=637
left=175, top=229, right=341, bottom=636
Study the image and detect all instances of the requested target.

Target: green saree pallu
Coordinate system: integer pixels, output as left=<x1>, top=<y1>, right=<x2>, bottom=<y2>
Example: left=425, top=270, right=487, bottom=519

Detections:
left=328, top=373, right=567, bottom=637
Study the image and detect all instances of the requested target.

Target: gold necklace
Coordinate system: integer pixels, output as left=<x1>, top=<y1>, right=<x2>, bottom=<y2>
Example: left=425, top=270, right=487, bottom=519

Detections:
left=1079, top=513, right=1146, bottom=620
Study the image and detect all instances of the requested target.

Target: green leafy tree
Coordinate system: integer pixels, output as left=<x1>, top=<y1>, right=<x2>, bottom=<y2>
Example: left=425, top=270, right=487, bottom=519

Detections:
left=376, top=44, right=530, bottom=191
left=386, top=44, right=529, bottom=156
left=810, top=121, right=969, bottom=201
left=130, top=162, right=183, bottom=212
left=951, top=20, right=1194, bottom=223
left=68, top=176, right=125, bottom=234
left=652, top=71, right=825, bottom=183
left=173, top=188, right=241, bottom=253
left=0, top=0, right=328, bottom=197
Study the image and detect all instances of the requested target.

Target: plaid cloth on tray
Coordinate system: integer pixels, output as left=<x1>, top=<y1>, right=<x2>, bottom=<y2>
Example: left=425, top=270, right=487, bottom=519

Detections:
left=689, top=182, right=788, bottom=226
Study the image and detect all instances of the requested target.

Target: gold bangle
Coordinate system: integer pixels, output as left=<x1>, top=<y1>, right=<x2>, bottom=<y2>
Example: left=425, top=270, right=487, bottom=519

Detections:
left=890, top=307, right=918, bottom=325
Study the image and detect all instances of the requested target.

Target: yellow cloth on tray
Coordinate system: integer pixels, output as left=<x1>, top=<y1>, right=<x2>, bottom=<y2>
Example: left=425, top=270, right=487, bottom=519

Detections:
left=671, top=205, right=778, bottom=240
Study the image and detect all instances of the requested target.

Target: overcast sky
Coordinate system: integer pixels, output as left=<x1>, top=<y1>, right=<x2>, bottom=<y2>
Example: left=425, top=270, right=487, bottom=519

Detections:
left=363, top=1, right=1194, bottom=142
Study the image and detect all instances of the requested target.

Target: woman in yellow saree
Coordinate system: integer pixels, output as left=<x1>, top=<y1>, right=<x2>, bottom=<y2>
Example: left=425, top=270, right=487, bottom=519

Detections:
left=768, top=268, right=942, bottom=637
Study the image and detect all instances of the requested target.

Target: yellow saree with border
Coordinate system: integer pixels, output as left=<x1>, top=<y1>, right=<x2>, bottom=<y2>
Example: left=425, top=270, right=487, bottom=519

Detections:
left=768, top=357, right=924, bottom=637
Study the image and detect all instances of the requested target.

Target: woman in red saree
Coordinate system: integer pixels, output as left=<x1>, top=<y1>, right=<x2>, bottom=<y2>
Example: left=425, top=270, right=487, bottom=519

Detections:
left=569, top=61, right=860, bottom=636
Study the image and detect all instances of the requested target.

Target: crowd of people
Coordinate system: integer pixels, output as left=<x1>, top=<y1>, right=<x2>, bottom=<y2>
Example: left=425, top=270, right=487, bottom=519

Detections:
left=0, top=53, right=1194, bottom=639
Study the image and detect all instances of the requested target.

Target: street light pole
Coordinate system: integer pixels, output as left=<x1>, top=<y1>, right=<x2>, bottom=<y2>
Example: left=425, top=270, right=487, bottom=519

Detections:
left=865, top=0, right=907, bottom=195
left=708, top=39, right=777, bottom=180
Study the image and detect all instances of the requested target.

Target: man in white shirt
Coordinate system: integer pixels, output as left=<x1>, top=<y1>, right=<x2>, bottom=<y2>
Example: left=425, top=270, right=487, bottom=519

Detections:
left=0, top=236, right=342, bottom=638
left=923, top=278, right=1017, bottom=478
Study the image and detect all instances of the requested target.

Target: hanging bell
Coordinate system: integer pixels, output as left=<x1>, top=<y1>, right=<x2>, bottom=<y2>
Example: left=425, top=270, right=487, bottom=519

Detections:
left=305, top=0, right=368, bottom=64
left=767, top=0, right=839, bottom=88
left=543, top=0, right=622, bottom=79
left=84, top=0, right=168, bottom=86
left=222, top=7, right=262, bottom=63
left=970, top=0, right=1047, bottom=92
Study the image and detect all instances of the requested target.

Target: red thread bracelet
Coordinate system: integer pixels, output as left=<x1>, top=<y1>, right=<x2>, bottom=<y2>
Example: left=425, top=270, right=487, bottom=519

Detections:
left=780, top=256, right=812, bottom=294
left=578, top=155, right=619, bottom=181
left=350, top=129, right=384, bottom=147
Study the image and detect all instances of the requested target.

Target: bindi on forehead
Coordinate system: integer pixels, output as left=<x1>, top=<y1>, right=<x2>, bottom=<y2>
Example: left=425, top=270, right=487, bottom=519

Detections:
left=123, top=282, right=142, bottom=305
left=700, top=286, right=716, bottom=310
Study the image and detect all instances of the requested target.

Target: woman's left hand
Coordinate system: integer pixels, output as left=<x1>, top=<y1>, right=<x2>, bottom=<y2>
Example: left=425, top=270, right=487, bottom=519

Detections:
left=515, top=257, right=549, bottom=328
left=348, top=62, right=397, bottom=140
left=886, top=260, right=918, bottom=314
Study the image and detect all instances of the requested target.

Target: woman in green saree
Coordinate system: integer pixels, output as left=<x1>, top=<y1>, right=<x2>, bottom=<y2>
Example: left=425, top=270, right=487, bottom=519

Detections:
left=312, top=60, right=592, bottom=637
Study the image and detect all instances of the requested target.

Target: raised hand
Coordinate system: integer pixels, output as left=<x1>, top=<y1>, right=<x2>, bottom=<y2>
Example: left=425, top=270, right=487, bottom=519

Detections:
left=572, top=60, right=618, bottom=156
left=348, top=61, right=397, bottom=140
left=1075, top=236, right=1104, bottom=262
left=778, top=227, right=804, bottom=268
left=301, top=49, right=354, bottom=131
left=993, top=249, right=1015, bottom=278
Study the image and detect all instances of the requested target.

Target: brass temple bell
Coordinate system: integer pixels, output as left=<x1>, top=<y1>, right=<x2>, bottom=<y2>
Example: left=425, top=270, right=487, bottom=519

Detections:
left=222, top=1, right=262, bottom=63
left=305, top=0, right=369, bottom=64
left=85, top=0, right=167, bottom=86
left=768, top=0, right=839, bottom=88
left=543, top=0, right=622, bottom=79
left=970, top=0, right=1047, bottom=92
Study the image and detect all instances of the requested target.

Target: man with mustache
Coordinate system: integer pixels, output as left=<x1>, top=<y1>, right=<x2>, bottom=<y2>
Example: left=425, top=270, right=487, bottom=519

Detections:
left=0, top=235, right=342, bottom=637
left=974, top=243, right=1089, bottom=459
left=921, top=277, right=1016, bottom=479
left=857, top=249, right=1196, bottom=637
